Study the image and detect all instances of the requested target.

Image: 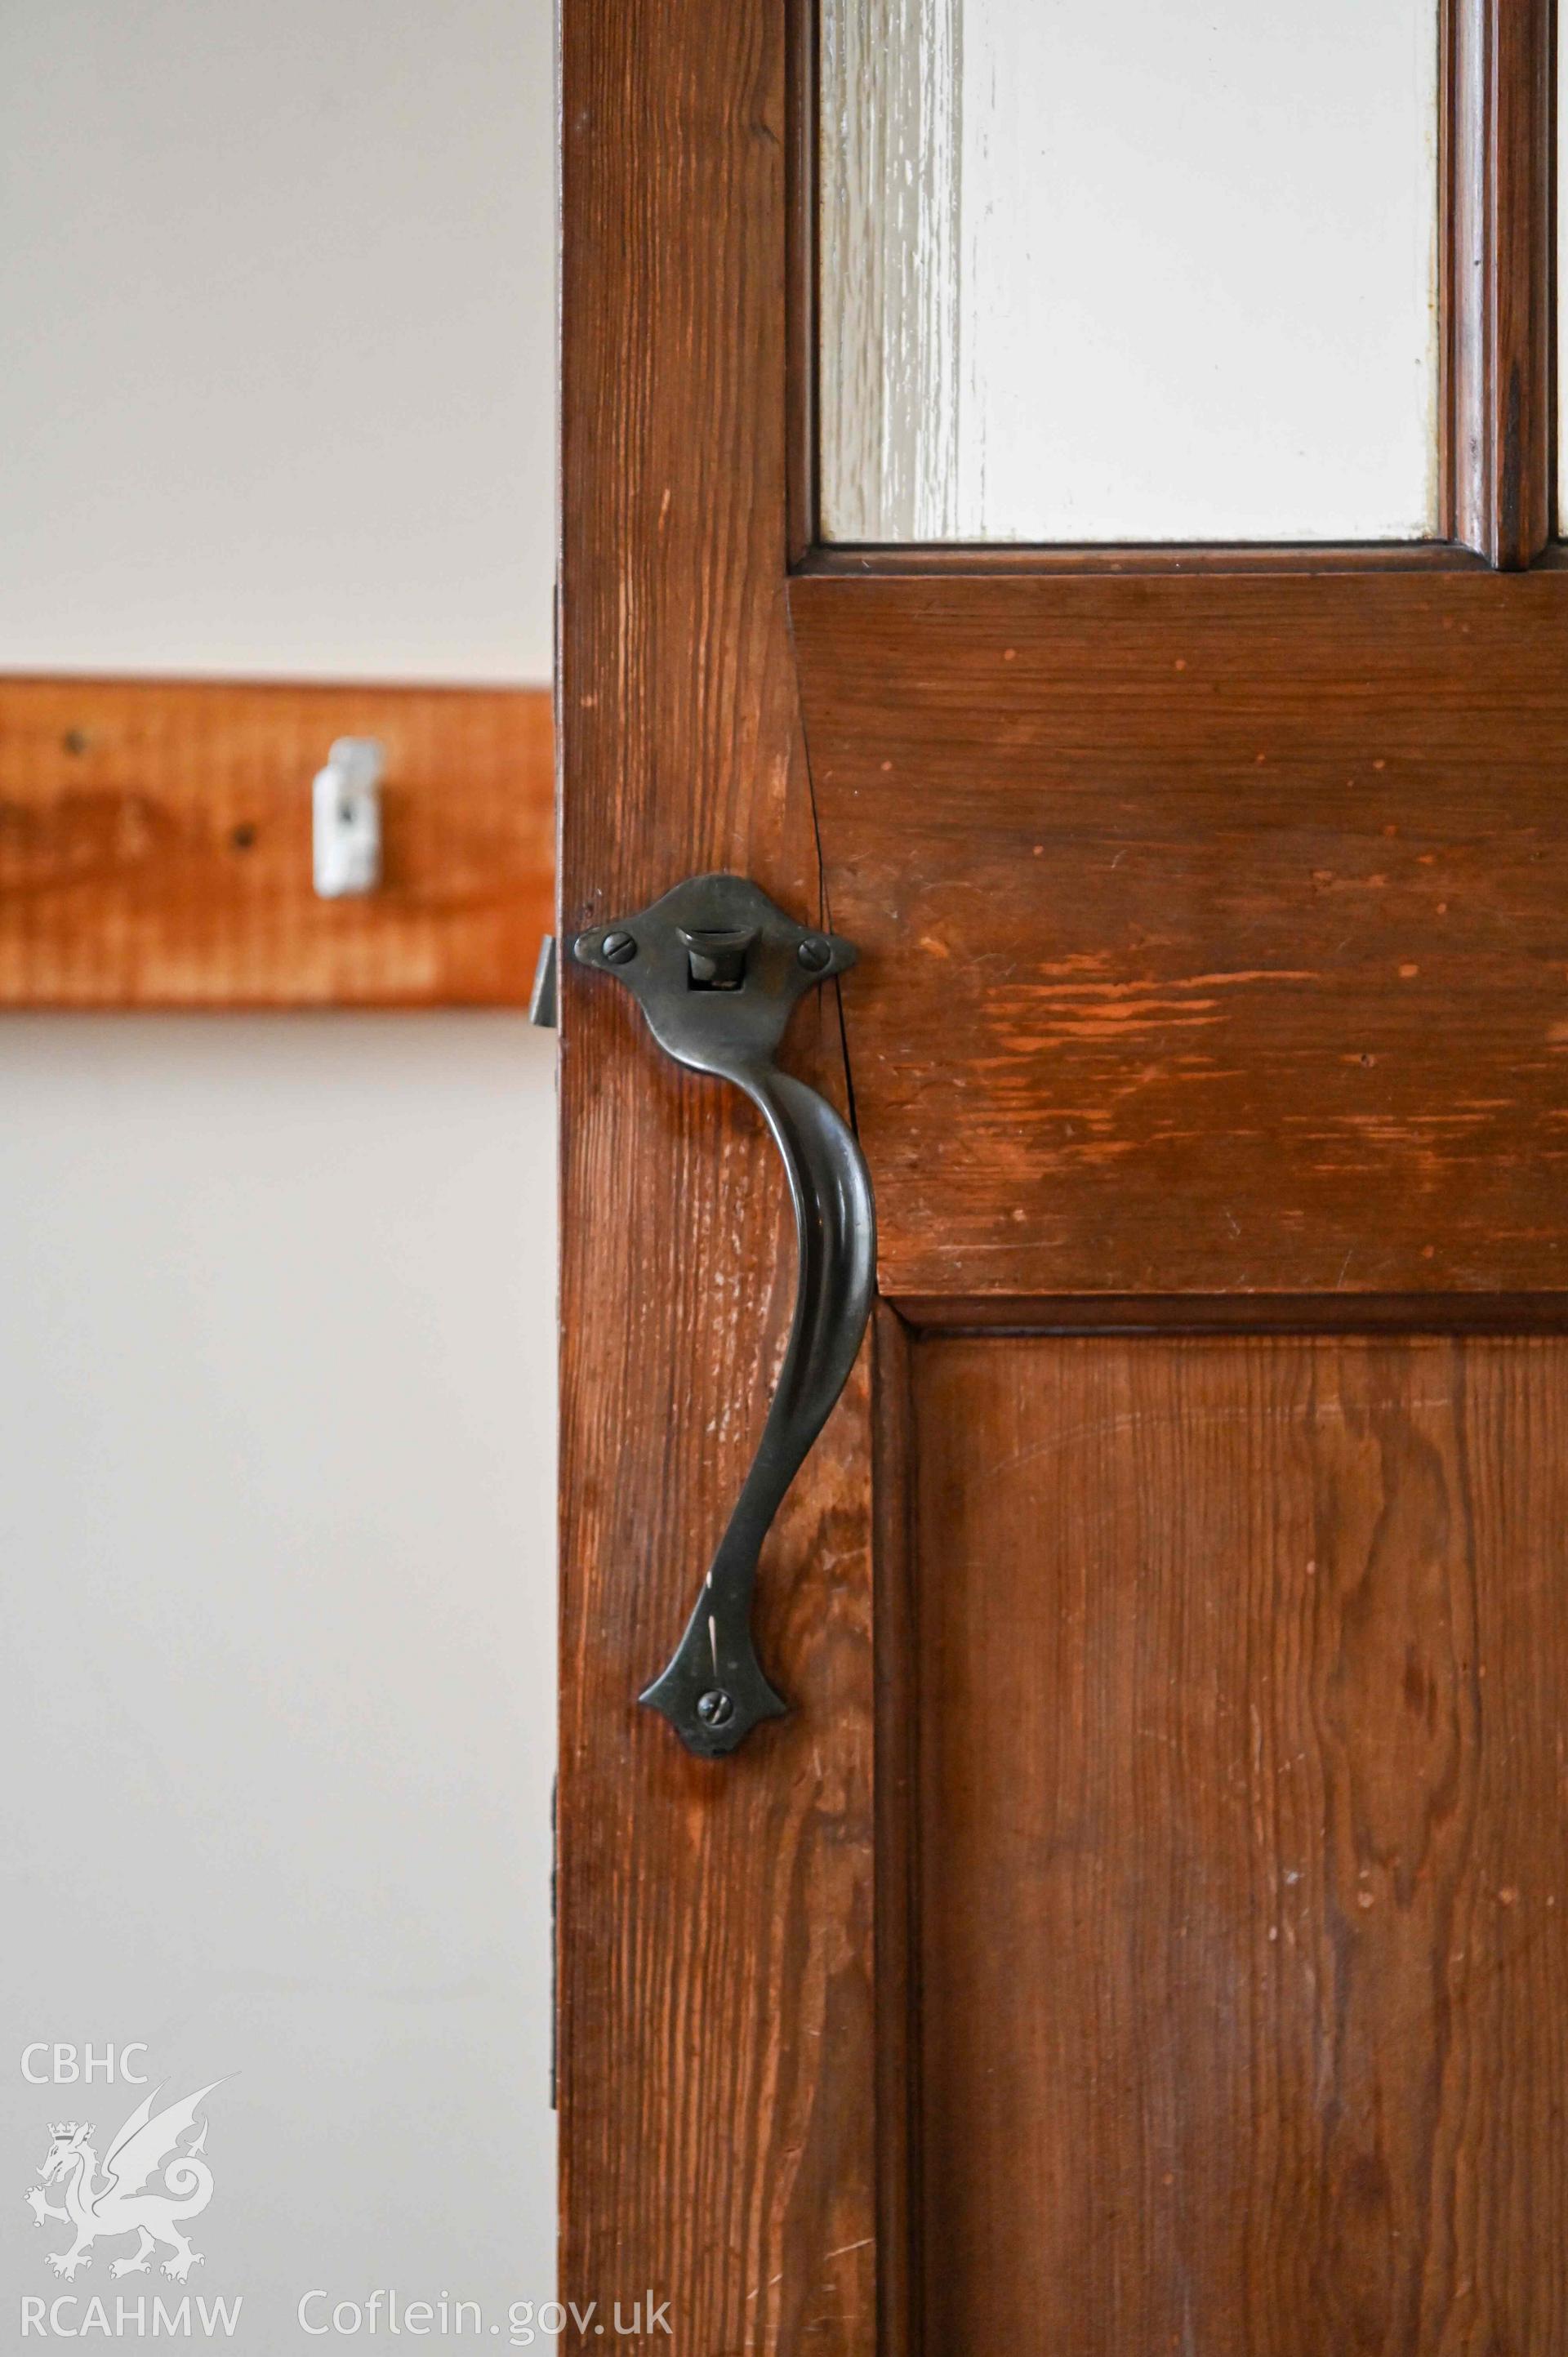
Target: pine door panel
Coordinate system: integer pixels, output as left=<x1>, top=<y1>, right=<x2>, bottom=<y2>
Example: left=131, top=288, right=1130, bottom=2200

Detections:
left=904, top=1331, right=1568, bottom=2355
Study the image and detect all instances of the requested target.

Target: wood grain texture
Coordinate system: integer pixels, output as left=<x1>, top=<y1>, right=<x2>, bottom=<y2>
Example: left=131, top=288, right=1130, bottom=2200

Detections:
left=1447, top=0, right=1553, bottom=564
left=558, top=0, right=876, bottom=2348
left=0, top=675, right=552, bottom=1006
left=912, top=1331, right=1568, bottom=2357
left=792, top=568, right=1568, bottom=1300
left=560, top=5, right=1566, bottom=2346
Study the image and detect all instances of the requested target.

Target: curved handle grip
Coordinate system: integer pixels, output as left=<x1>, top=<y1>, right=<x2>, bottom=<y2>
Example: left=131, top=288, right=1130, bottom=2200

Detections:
left=573, top=874, right=875, bottom=1757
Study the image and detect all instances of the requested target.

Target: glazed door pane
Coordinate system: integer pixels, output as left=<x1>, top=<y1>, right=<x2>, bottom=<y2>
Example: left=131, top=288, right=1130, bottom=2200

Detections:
left=819, top=0, right=1441, bottom=543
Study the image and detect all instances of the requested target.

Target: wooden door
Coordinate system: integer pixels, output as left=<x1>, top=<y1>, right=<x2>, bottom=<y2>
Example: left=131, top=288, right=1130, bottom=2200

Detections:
left=559, top=5, right=1568, bottom=2350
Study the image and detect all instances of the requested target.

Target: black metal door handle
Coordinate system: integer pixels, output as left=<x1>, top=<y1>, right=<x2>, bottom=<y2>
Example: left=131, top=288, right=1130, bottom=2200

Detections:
left=573, top=874, right=875, bottom=1757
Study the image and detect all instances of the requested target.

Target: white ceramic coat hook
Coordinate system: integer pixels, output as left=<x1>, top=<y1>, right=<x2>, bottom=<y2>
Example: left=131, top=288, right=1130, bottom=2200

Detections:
left=312, top=737, right=384, bottom=898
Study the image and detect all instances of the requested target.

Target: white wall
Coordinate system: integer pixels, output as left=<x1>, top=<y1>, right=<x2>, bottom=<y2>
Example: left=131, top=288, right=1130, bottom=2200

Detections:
left=0, top=3, right=559, bottom=2343
left=0, top=0, right=552, bottom=680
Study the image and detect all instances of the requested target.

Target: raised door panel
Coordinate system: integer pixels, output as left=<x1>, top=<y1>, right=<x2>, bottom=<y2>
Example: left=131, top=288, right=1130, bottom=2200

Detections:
left=904, top=1330, right=1568, bottom=2354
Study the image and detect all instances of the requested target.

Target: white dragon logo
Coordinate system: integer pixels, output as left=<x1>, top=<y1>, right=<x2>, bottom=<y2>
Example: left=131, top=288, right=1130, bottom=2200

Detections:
left=25, top=2082, right=221, bottom=2282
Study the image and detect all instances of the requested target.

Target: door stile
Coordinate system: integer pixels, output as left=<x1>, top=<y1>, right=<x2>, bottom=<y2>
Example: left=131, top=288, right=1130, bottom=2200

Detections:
left=559, top=2, right=880, bottom=2350
left=1447, top=0, right=1555, bottom=562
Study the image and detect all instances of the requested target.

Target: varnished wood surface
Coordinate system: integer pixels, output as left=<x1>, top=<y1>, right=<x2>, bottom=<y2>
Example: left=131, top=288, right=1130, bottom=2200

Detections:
left=0, top=675, right=552, bottom=1005
left=793, top=568, right=1568, bottom=1300
left=558, top=0, right=877, bottom=2348
left=1448, top=0, right=1553, bottom=564
left=797, top=541, right=1488, bottom=578
left=899, top=1294, right=1568, bottom=1336
left=561, top=2, right=1568, bottom=2347
left=871, top=1305, right=920, bottom=2357
left=912, top=1331, right=1568, bottom=2355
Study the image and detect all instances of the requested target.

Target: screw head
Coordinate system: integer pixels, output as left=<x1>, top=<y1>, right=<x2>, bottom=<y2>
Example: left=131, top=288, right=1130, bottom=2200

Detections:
left=695, top=1689, right=734, bottom=1727
left=797, top=936, right=832, bottom=973
left=601, top=930, right=637, bottom=965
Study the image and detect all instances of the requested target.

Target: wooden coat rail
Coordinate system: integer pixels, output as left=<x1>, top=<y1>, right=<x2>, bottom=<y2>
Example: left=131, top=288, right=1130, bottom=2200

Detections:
left=0, top=675, right=554, bottom=1007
